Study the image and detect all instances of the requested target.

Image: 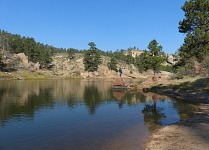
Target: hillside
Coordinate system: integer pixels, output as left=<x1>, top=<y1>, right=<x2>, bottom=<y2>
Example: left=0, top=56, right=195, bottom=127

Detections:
left=0, top=30, right=177, bottom=80
left=0, top=50, right=154, bottom=79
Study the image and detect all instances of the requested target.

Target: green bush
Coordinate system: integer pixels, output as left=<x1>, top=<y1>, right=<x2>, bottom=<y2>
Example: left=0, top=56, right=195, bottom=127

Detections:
left=161, top=65, right=175, bottom=73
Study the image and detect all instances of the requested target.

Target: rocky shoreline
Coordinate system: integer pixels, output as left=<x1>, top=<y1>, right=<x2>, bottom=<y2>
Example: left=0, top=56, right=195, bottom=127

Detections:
left=144, top=77, right=209, bottom=150
left=144, top=105, right=209, bottom=150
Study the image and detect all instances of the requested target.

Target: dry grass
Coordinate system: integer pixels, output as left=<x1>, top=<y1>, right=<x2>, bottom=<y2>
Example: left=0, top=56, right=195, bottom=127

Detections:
left=0, top=70, right=55, bottom=80
left=168, top=77, right=209, bottom=92
left=149, top=77, right=209, bottom=104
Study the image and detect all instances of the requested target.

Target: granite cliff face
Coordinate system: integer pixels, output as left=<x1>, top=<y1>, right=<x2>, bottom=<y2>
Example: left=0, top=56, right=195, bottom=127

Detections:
left=0, top=50, right=175, bottom=79
left=50, top=53, right=146, bottom=78
left=2, top=51, right=40, bottom=71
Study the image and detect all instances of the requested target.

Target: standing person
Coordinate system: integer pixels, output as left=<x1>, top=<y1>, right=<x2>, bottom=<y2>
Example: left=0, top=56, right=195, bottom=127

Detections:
left=119, top=67, right=122, bottom=77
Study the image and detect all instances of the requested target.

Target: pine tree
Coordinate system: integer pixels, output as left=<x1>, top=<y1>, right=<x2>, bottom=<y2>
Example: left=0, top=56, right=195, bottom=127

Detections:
left=107, top=57, right=118, bottom=71
left=178, top=0, right=209, bottom=62
left=67, top=48, right=78, bottom=59
left=140, top=40, right=166, bottom=74
left=83, top=42, right=102, bottom=72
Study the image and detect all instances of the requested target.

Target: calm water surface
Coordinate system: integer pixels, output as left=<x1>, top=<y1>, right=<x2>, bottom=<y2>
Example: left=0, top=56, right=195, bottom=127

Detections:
left=0, top=79, right=199, bottom=150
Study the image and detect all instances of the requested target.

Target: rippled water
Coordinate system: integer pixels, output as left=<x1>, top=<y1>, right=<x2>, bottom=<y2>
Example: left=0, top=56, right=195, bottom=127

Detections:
left=0, top=79, right=199, bottom=150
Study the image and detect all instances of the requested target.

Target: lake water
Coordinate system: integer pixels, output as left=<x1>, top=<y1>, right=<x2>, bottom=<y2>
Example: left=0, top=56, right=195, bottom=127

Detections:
left=0, top=79, right=199, bottom=150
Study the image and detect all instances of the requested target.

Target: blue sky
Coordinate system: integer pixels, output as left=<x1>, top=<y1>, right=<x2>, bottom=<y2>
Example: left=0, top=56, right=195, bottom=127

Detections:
left=0, top=0, right=186, bottom=54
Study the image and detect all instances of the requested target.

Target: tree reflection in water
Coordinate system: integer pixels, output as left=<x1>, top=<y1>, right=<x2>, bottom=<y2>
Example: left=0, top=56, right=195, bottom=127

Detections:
left=83, top=85, right=102, bottom=115
left=142, top=93, right=166, bottom=131
left=0, top=86, right=54, bottom=126
left=0, top=80, right=199, bottom=128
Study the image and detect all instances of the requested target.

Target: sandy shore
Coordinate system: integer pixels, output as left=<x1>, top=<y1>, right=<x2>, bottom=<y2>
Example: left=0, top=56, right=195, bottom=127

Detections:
left=144, top=78, right=209, bottom=150
left=145, top=103, right=209, bottom=150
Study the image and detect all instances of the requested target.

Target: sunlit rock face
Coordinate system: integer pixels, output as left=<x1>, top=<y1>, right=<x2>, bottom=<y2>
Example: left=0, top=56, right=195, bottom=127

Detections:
left=113, top=77, right=126, bottom=86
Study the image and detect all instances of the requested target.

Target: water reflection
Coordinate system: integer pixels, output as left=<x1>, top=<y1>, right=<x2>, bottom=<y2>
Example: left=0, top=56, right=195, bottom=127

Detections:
left=123, top=89, right=147, bottom=106
left=0, top=80, right=199, bottom=126
left=83, top=85, right=102, bottom=114
left=0, top=83, right=54, bottom=126
left=113, top=89, right=126, bottom=108
left=0, top=80, right=114, bottom=125
left=141, top=92, right=199, bottom=131
left=0, top=80, right=200, bottom=150
left=141, top=93, right=167, bottom=131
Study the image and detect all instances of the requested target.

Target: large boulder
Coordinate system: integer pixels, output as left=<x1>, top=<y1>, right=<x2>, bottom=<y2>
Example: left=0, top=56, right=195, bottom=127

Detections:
left=16, top=53, right=29, bottom=64
left=113, top=77, right=126, bottom=86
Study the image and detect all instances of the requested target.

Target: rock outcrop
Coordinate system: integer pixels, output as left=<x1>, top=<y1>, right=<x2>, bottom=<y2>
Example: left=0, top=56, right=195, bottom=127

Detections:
left=113, top=77, right=126, bottom=86
left=2, top=52, right=40, bottom=71
left=0, top=51, right=174, bottom=79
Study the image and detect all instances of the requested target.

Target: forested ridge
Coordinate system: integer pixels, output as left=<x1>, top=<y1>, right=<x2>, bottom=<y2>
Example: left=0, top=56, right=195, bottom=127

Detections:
left=0, top=0, right=208, bottom=78
left=0, top=29, right=173, bottom=74
left=0, top=30, right=66, bottom=68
